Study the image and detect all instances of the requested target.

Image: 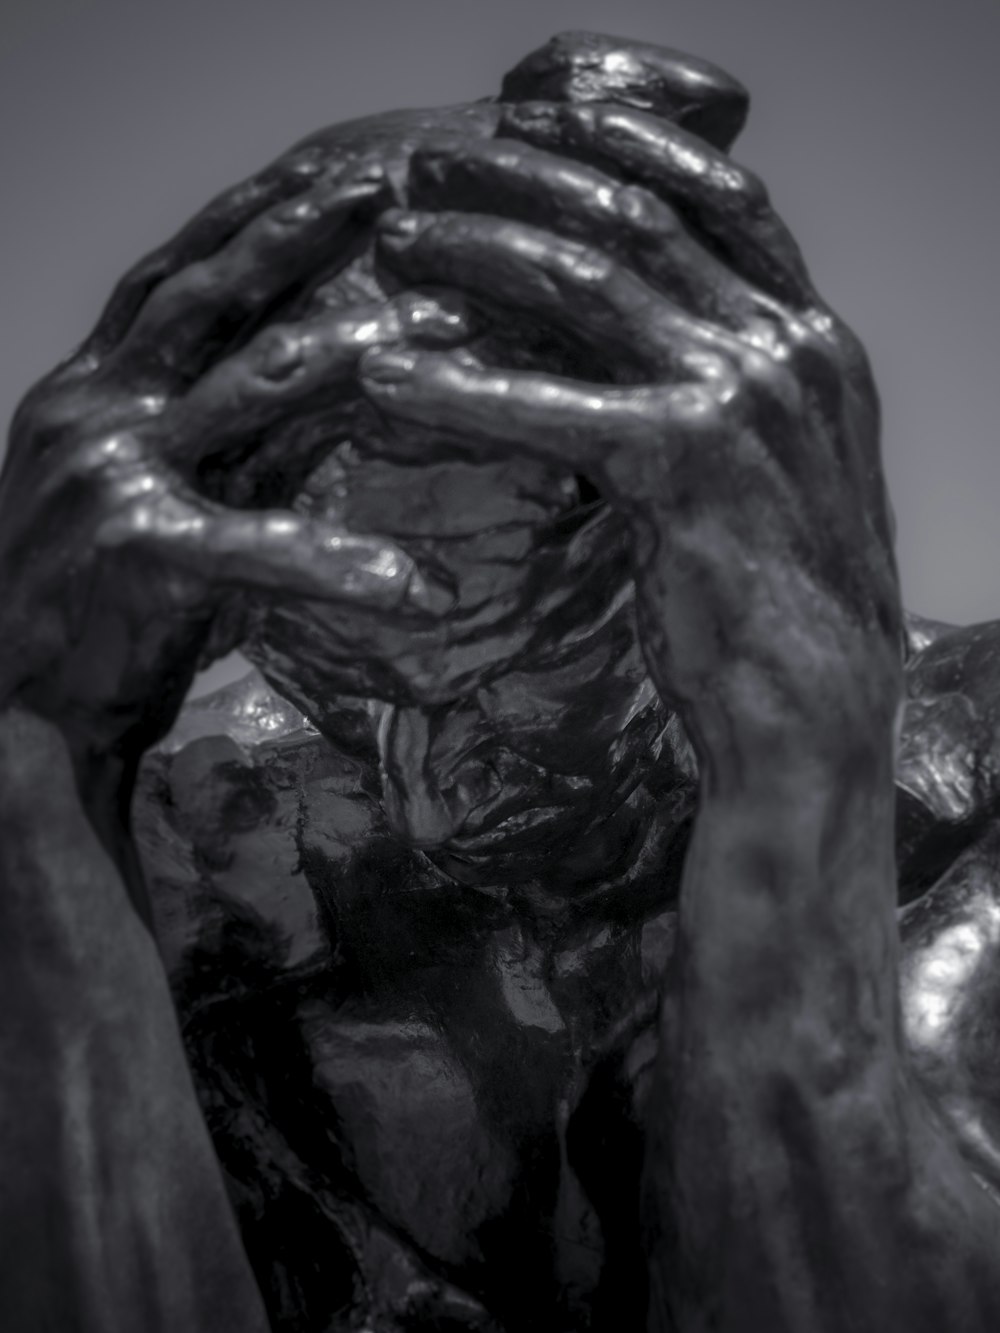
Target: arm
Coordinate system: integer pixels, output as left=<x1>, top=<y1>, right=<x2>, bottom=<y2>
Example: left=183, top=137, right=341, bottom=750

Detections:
left=356, top=92, right=1000, bottom=1329
left=0, top=34, right=747, bottom=1331
left=652, top=743, right=1000, bottom=1332
left=0, top=703, right=271, bottom=1331
left=0, top=138, right=462, bottom=1333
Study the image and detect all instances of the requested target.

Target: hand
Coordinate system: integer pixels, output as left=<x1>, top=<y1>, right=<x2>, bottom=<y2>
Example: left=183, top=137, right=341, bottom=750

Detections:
left=1, top=30, right=750, bottom=761
left=358, top=98, right=904, bottom=771
left=0, top=164, right=466, bottom=763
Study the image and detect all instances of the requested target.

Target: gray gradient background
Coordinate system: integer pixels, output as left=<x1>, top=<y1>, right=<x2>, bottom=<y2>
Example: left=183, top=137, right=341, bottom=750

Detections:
left=3, top=0, right=997, bottom=697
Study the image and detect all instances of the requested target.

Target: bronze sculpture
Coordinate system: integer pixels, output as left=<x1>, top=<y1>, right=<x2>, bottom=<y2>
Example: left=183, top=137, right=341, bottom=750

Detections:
left=3, top=27, right=1000, bottom=1332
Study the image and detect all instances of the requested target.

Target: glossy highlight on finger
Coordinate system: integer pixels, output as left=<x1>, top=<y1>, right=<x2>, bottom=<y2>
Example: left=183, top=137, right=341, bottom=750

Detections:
left=359, top=348, right=418, bottom=388
left=500, top=31, right=749, bottom=150
left=373, top=209, right=733, bottom=379
left=394, top=290, right=479, bottom=347
left=498, top=101, right=813, bottom=309
left=109, top=166, right=391, bottom=390
left=404, top=138, right=756, bottom=331
left=158, top=292, right=475, bottom=470
left=80, top=146, right=327, bottom=361
left=357, top=348, right=663, bottom=479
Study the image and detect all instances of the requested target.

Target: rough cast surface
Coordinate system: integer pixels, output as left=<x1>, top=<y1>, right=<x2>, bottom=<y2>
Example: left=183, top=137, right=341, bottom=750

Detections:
left=132, top=616, right=1000, bottom=1330
left=6, top=27, right=1000, bottom=1333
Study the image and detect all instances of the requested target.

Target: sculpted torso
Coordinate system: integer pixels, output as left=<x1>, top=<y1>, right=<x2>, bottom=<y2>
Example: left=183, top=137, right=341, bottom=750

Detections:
left=131, top=612, right=1000, bottom=1329
left=4, top=29, right=1000, bottom=1333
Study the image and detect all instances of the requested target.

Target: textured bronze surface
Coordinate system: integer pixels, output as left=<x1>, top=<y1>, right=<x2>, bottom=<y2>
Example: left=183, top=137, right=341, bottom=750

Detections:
left=4, top=28, right=1000, bottom=1333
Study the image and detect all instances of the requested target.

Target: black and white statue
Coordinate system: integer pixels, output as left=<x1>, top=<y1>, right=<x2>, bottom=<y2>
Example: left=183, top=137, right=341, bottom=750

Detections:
left=3, top=30, right=1000, bottom=1333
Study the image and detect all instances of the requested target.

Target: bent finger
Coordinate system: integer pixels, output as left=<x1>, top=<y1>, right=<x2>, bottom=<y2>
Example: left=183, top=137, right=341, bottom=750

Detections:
left=107, top=166, right=390, bottom=390
left=97, top=485, right=454, bottom=617
left=498, top=101, right=813, bottom=308
left=358, top=348, right=719, bottom=498
left=161, top=289, right=476, bottom=469
left=500, top=31, right=749, bottom=151
left=408, top=138, right=757, bottom=330
left=81, top=146, right=329, bottom=362
left=376, top=209, right=744, bottom=380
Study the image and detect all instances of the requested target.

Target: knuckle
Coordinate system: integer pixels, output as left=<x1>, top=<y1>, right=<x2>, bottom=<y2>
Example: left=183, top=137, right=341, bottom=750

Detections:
left=249, top=326, right=308, bottom=383
left=614, top=185, right=678, bottom=239
left=358, top=542, right=414, bottom=587
left=583, top=103, right=629, bottom=145
left=487, top=142, right=526, bottom=175
left=774, top=313, right=853, bottom=402
left=700, top=340, right=800, bottom=424
left=55, top=433, right=147, bottom=490
left=686, top=349, right=741, bottom=399
left=738, top=346, right=801, bottom=414
left=271, top=194, right=323, bottom=227
left=94, top=487, right=167, bottom=550
left=563, top=245, right=616, bottom=292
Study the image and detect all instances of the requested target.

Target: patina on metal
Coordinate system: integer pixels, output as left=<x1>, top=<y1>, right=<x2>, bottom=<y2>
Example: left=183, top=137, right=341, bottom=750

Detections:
left=3, top=28, right=1000, bottom=1333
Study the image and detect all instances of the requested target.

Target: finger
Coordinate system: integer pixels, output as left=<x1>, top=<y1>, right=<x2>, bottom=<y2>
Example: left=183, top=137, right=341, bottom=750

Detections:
left=96, top=483, right=454, bottom=617
left=375, top=209, right=744, bottom=380
left=358, top=348, right=717, bottom=491
left=500, top=31, right=749, bottom=151
left=80, top=146, right=329, bottom=362
left=407, top=139, right=757, bottom=330
left=160, top=289, right=476, bottom=468
left=105, top=165, right=390, bottom=390
left=498, top=101, right=814, bottom=308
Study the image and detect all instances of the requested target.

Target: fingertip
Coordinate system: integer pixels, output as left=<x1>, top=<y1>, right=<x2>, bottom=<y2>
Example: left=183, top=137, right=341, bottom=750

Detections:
left=358, top=347, right=418, bottom=388
left=408, top=143, right=456, bottom=188
left=377, top=208, right=427, bottom=245
left=498, top=101, right=561, bottom=137
left=406, top=569, right=459, bottom=617
left=397, top=290, right=477, bottom=347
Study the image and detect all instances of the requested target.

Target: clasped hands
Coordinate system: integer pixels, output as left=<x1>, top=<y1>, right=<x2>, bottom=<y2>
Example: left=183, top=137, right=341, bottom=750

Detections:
left=0, top=32, right=902, bottom=768
left=363, top=98, right=903, bottom=768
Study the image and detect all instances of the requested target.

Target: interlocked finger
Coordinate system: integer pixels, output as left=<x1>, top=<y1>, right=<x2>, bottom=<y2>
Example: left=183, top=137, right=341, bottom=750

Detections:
left=96, top=480, right=454, bottom=617
left=498, top=101, right=814, bottom=309
left=359, top=348, right=724, bottom=499
left=79, top=146, right=330, bottom=364
left=408, top=139, right=758, bottom=330
left=376, top=209, right=746, bottom=381
left=159, top=289, right=475, bottom=470
left=500, top=30, right=749, bottom=151
left=104, top=166, right=390, bottom=391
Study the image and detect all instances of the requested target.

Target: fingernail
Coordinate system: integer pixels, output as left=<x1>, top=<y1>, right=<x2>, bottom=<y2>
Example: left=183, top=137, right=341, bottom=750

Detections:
left=408, top=571, right=457, bottom=617
left=360, top=349, right=417, bottom=385
left=410, top=146, right=452, bottom=184
left=500, top=101, right=557, bottom=135
left=401, top=292, right=475, bottom=344
left=378, top=209, right=425, bottom=242
left=350, top=159, right=388, bottom=187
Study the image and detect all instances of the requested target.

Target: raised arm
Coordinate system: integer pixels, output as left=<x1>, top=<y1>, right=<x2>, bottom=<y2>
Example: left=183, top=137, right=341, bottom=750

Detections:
left=0, top=136, right=467, bottom=1332
left=357, top=90, right=1000, bottom=1331
left=0, top=33, right=753, bottom=1330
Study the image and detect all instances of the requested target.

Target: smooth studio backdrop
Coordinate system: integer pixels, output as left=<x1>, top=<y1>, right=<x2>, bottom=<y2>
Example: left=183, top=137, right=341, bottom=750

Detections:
left=2, top=0, right=997, bottom=693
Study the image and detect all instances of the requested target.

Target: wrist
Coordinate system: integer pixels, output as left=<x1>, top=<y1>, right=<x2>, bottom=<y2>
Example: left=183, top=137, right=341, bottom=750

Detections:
left=685, top=698, right=899, bottom=802
left=2, top=699, right=153, bottom=921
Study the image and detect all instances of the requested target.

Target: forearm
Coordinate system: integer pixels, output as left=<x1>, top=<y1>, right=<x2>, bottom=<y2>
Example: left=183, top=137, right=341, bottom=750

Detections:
left=646, top=731, right=1000, bottom=1332
left=0, top=703, right=269, bottom=1333
left=675, top=740, right=900, bottom=1054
